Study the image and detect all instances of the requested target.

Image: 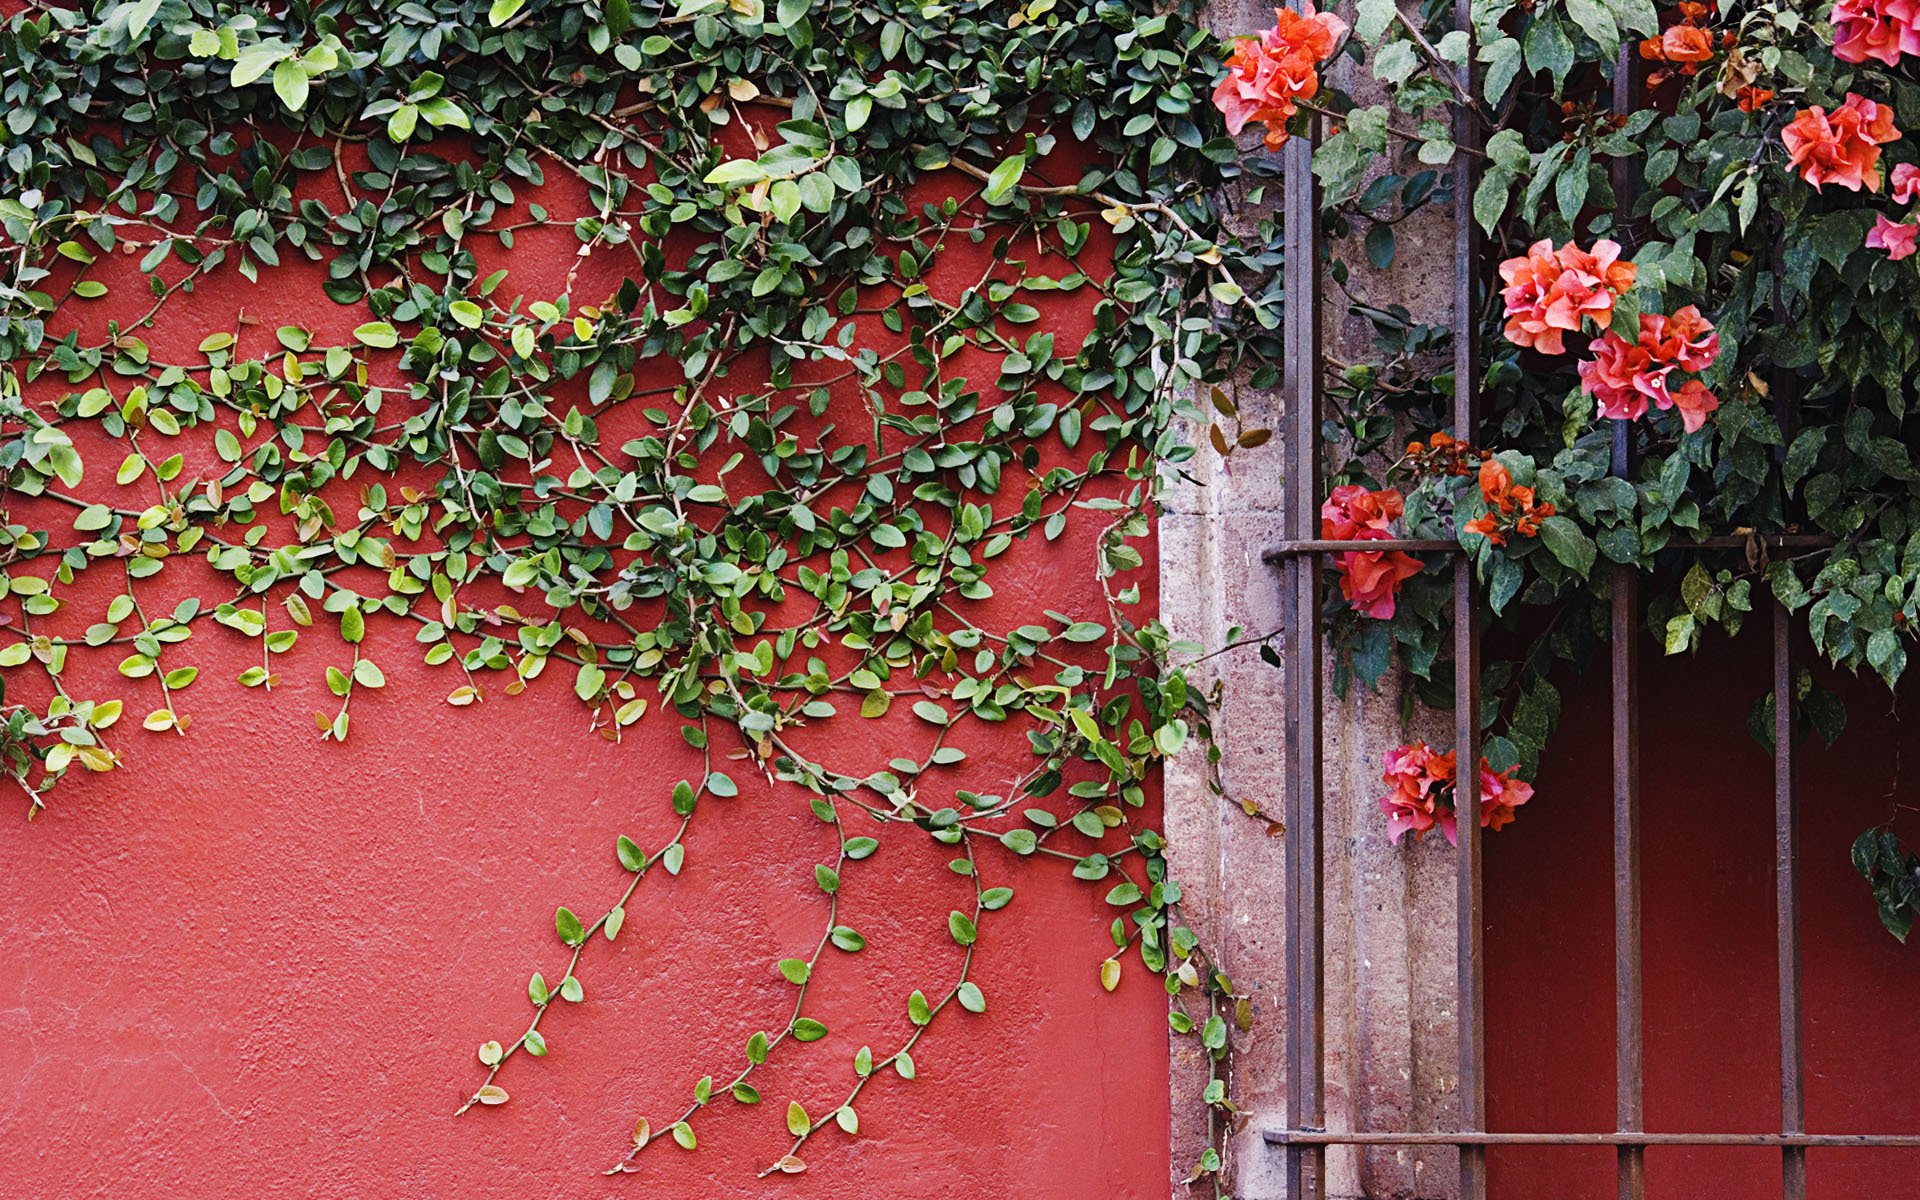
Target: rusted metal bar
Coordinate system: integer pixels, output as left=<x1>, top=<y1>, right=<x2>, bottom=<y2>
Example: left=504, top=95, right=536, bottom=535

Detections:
left=1610, top=425, right=1645, bottom=1200
left=1771, top=241, right=1808, bottom=1200
left=1609, top=44, right=1646, bottom=1200
left=1264, top=1130, right=1920, bottom=1148
left=1775, top=602, right=1806, bottom=1200
left=1261, top=532, right=1836, bottom=560
left=1279, top=20, right=1326, bottom=1197
left=1452, top=0, right=1485, bottom=1192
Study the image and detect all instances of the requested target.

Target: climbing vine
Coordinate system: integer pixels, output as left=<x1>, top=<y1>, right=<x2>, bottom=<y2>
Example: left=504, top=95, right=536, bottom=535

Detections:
left=0, top=0, right=1272, bottom=1185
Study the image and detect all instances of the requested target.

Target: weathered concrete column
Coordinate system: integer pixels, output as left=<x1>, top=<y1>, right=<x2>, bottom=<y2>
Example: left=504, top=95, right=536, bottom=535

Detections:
left=1167, top=4, right=1465, bottom=1196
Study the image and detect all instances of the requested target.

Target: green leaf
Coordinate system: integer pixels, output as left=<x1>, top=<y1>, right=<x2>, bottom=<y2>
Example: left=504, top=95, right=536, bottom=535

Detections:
left=790, top=1018, right=828, bottom=1041
left=1564, top=0, right=1620, bottom=57
left=1353, top=0, right=1395, bottom=42
left=574, top=662, right=605, bottom=701
left=983, top=154, right=1025, bottom=205
left=272, top=59, right=310, bottom=111
left=786, top=1101, right=809, bottom=1136
left=956, top=982, right=985, bottom=1013
left=556, top=906, right=585, bottom=945
left=1539, top=516, right=1597, bottom=578
left=947, top=911, right=976, bottom=946
left=230, top=44, right=283, bottom=87
left=617, top=834, right=646, bottom=872
left=73, top=505, right=114, bottom=532
left=353, top=322, right=399, bottom=349
left=489, top=0, right=528, bottom=25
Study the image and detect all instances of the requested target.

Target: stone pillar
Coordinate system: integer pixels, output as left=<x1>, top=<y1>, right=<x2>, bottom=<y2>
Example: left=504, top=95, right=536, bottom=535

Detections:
left=1167, top=4, right=1465, bottom=1196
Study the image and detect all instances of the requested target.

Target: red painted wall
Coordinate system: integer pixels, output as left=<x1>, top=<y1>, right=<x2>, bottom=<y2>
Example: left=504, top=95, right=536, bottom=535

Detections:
left=0, top=147, right=1169, bottom=1195
left=1485, top=631, right=1920, bottom=1197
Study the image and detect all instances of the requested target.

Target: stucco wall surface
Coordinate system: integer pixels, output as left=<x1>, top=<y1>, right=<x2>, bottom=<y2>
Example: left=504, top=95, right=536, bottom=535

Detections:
left=0, top=124, right=1170, bottom=1200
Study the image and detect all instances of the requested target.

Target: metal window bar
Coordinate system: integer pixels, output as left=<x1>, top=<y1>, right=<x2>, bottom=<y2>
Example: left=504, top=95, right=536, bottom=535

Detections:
left=1258, top=3, right=1911, bottom=1195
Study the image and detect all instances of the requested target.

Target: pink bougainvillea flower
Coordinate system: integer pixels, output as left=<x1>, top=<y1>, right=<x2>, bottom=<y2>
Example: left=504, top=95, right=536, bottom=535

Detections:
left=1829, top=0, right=1920, bottom=65
left=1868, top=212, right=1920, bottom=260
left=1335, top=547, right=1425, bottom=620
left=1320, top=483, right=1400, bottom=539
left=1378, top=743, right=1457, bottom=844
left=1378, top=746, right=1533, bottom=844
left=1652, top=305, right=1720, bottom=372
left=1578, top=324, right=1673, bottom=421
left=1895, top=162, right=1920, bottom=202
left=1582, top=309, right=1721, bottom=429
left=1498, top=239, right=1636, bottom=354
left=1668, top=380, right=1721, bottom=433
left=1478, top=761, right=1533, bottom=833
left=1783, top=93, right=1902, bottom=192
left=1211, top=5, right=1347, bottom=149
left=1321, top=485, right=1422, bottom=619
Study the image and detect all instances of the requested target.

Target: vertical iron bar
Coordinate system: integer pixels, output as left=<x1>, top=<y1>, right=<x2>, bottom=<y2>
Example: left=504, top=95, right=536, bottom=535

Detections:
left=1609, top=47, right=1646, bottom=1200
left=1610, top=432, right=1645, bottom=1200
left=1281, top=36, right=1326, bottom=1200
left=1770, top=243, right=1806, bottom=1200
left=1452, top=0, right=1485, bottom=1195
left=1775, top=604, right=1805, bottom=1200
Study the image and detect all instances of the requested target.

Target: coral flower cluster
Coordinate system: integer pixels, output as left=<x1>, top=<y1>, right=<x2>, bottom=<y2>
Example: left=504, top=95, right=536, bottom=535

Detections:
left=1868, top=163, right=1920, bottom=260
left=1498, top=238, right=1636, bottom=355
left=1379, top=742, right=1533, bottom=844
left=1783, top=93, right=1901, bottom=192
left=1321, top=485, right=1422, bottom=620
left=1402, top=431, right=1490, bottom=480
left=1829, top=0, right=1920, bottom=65
left=1638, top=2, right=1720, bottom=88
left=1462, top=460, right=1555, bottom=546
left=1210, top=5, right=1346, bottom=149
left=1577, top=306, right=1722, bottom=432
left=1498, top=239, right=1722, bottom=433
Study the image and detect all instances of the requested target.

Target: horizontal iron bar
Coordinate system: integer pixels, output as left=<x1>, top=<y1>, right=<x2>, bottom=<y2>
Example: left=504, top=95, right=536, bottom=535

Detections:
left=1262, top=1129, right=1920, bottom=1148
left=1262, top=532, right=1838, bottom=561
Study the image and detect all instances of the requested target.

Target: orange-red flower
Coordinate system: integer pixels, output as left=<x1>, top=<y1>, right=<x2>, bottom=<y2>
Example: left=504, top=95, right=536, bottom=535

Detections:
left=1669, top=380, right=1721, bottom=433
left=1783, top=93, right=1902, bottom=192
left=1403, top=430, right=1489, bottom=479
left=1478, top=762, right=1533, bottom=833
left=1212, top=6, right=1347, bottom=149
left=1498, top=238, right=1637, bottom=354
left=1462, top=459, right=1555, bottom=546
left=1659, top=24, right=1716, bottom=63
left=1830, top=0, right=1920, bottom=65
left=1321, top=485, right=1422, bottom=619
left=1648, top=304, right=1720, bottom=373
left=1736, top=85, right=1775, bottom=112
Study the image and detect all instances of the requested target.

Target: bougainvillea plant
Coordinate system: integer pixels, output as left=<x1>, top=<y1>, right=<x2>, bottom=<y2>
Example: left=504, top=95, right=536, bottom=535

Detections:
left=1220, top=0, right=1920, bottom=935
left=0, top=0, right=1280, bottom=1186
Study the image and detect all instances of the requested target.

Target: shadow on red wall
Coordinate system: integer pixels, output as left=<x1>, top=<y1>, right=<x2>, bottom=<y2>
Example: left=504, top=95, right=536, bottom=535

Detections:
left=1485, top=629, right=1920, bottom=1198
